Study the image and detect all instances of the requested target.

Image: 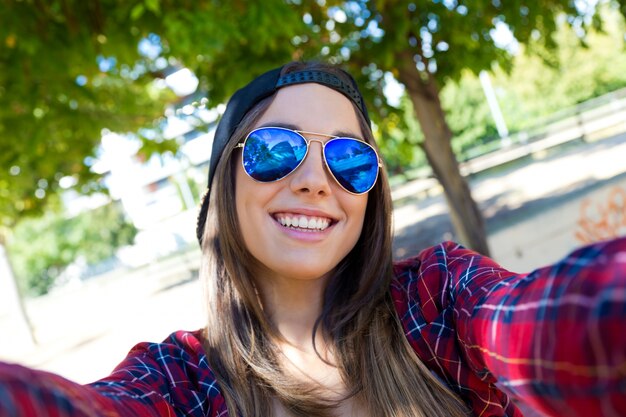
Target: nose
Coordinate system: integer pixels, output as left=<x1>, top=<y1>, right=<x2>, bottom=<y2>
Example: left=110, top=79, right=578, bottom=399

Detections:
left=289, top=139, right=332, bottom=197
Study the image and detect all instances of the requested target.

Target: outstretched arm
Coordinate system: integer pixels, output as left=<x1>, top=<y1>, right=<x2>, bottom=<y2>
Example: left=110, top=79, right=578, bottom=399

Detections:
left=456, top=237, right=626, bottom=416
left=0, top=359, right=175, bottom=417
left=0, top=330, right=224, bottom=417
left=393, top=237, right=626, bottom=417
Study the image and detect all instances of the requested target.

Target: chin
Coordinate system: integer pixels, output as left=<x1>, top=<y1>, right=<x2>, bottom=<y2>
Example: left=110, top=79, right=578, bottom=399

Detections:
left=271, top=260, right=338, bottom=281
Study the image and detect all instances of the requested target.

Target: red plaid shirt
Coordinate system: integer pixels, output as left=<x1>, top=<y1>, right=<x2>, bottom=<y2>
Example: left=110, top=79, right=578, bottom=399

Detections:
left=2, top=238, right=625, bottom=416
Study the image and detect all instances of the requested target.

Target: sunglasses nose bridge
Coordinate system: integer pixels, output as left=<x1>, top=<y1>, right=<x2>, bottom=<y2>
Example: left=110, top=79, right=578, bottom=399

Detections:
left=299, top=136, right=326, bottom=164
left=298, top=137, right=327, bottom=171
left=304, top=137, right=325, bottom=151
left=288, top=137, right=334, bottom=191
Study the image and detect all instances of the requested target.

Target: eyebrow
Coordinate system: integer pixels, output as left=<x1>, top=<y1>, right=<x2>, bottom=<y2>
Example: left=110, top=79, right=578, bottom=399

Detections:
left=257, top=121, right=363, bottom=140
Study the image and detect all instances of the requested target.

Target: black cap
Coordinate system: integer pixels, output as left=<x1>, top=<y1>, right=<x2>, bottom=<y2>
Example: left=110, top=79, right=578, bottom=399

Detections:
left=196, top=64, right=370, bottom=244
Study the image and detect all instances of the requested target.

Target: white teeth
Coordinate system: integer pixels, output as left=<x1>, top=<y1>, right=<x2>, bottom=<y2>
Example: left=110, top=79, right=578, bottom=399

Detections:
left=298, top=216, right=308, bottom=228
left=275, top=214, right=331, bottom=231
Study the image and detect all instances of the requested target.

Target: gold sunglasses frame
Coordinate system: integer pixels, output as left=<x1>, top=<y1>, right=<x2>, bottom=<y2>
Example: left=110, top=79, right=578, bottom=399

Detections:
left=235, top=126, right=383, bottom=195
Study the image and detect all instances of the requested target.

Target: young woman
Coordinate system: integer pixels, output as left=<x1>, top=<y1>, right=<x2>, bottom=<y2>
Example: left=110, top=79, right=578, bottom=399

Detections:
left=1, top=61, right=625, bottom=417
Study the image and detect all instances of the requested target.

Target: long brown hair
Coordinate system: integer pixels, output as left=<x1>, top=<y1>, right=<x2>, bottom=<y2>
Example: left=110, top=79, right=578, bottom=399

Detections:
left=200, top=62, right=469, bottom=416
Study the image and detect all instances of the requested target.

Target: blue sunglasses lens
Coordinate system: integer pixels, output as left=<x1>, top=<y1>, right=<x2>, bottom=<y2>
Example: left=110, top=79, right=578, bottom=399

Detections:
left=242, top=128, right=307, bottom=182
left=324, top=138, right=379, bottom=194
left=242, top=128, right=379, bottom=194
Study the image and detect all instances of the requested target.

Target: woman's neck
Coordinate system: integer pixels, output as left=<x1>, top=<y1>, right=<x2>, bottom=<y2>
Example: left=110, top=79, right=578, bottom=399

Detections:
left=252, top=269, right=370, bottom=415
left=256, top=271, right=328, bottom=349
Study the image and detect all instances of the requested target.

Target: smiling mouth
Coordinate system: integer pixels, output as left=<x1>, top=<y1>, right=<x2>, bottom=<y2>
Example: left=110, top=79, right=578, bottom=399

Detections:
left=273, top=213, right=334, bottom=231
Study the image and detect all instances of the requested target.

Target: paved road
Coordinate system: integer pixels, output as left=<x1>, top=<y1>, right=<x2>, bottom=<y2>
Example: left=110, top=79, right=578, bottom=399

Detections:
left=1, top=132, right=625, bottom=383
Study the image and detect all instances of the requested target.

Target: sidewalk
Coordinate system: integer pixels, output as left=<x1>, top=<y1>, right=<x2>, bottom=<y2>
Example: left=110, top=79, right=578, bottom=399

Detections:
left=1, top=132, right=626, bottom=383
left=393, top=132, right=626, bottom=271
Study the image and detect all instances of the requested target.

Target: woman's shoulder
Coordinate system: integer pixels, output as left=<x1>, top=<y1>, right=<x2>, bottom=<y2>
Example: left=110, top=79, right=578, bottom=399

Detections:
left=391, top=241, right=459, bottom=321
left=92, top=329, right=227, bottom=416
left=127, top=329, right=206, bottom=358
left=390, top=240, right=522, bottom=339
left=0, top=330, right=228, bottom=417
left=389, top=242, right=522, bottom=416
left=98, top=329, right=213, bottom=383
left=392, top=241, right=461, bottom=279
left=391, top=241, right=508, bottom=300
left=108, top=330, right=207, bottom=372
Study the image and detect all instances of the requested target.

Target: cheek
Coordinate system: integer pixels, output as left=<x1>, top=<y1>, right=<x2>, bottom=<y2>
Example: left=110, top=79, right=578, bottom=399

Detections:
left=235, top=165, right=258, bottom=249
left=343, top=194, right=368, bottom=241
left=234, top=164, right=247, bottom=216
left=234, top=166, right=280, bottom=249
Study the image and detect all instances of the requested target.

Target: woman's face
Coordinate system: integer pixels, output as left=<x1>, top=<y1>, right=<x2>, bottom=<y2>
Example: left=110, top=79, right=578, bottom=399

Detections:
left=235, top=83, right=368, bottom=283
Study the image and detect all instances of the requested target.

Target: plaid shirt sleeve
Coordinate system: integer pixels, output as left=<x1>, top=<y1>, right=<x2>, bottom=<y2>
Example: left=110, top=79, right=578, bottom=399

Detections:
left=0, top=330, right=228, bottom=417
left=391, top=237, right=626, bottom=417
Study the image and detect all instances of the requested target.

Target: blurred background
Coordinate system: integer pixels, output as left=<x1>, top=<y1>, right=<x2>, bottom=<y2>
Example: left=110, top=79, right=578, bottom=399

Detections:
left=1, top=0, right=626, bottom=385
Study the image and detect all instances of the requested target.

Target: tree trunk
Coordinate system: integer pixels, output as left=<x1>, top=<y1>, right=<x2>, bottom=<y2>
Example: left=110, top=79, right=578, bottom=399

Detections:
left=396, top=51, right=491, bottom=255
left=0, top=236, right=37, bottom=346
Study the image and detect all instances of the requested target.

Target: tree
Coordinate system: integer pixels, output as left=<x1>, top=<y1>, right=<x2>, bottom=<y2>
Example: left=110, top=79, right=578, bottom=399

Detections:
left=138, top=0, right=626, bottom=254
left=0, top=1, right=177, bottom=229
left=3, top=0, right=626, bottom=248
left=1, top=0, right=180, bottom=341
left=310, top=0, right=626, bottom=254
left=0, top=0, right=314, bottom=343
left=432, top=7, right=626, bottom=164
left=9, top=201, right=137, bottom=296
left=494, top=7, right=626, bottom=133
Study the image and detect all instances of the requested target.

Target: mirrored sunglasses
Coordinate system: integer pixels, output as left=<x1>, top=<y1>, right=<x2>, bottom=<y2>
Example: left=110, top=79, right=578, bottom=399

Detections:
left=236, top=126, right=382, bottom=194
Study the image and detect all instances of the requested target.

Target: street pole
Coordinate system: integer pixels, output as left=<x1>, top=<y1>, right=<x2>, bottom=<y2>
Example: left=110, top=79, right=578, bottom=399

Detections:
left=479, top=70, right=510, bottom=147
left=0, top=239, right=37, bottom=346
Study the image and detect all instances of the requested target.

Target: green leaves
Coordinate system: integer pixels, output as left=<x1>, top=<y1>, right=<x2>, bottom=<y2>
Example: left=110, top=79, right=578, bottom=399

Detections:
left=131, top=4, right=146, bottom=20
left=8, top=202, right=137, bottom=296
left=144, top=0, right=161, bottom=15
left=0, top=0, right=314, bottom=229
left=0, top=0, right=173, bottom=226
left=1, top=0, right=624, bottom=230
